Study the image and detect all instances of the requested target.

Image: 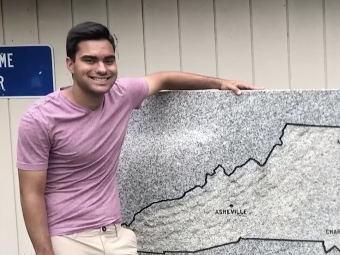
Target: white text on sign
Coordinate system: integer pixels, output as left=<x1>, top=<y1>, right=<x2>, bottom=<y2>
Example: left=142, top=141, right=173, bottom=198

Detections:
left=0, top=53, right=15, bottom=92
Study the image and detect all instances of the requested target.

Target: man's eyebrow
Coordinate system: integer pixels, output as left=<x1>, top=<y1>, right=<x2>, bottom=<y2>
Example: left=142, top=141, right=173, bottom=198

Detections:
left=81, top=55, right=97, bottom=59
left=104, top=55, right=115, bottom=59
left=80, top=55, right=115, bottom=59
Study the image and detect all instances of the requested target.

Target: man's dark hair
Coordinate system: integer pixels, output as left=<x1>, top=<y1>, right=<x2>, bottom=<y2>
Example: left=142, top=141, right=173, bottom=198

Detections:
left=66, top=21, right=116, bottom=61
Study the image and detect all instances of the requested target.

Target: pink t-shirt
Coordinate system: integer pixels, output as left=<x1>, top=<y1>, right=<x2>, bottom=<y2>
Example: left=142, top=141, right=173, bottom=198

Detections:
left=16, top=77, right=149, bottom=236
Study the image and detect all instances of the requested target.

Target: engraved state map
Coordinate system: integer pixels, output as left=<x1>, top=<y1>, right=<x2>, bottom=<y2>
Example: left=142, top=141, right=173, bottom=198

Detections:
left=117, top=90, right=340, bottom=255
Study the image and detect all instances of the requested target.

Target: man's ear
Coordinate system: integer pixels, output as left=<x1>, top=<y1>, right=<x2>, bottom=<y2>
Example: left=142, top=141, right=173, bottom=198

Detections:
left=66, top=57, right=74, bottom=74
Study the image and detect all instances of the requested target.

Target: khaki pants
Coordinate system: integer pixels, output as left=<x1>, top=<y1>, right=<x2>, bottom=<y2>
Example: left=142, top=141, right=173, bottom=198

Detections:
left=51, top=224, right=138, bottom=255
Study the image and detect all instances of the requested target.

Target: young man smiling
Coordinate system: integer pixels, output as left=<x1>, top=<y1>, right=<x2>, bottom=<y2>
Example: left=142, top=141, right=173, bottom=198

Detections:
left=16, top=21, right=263, bottom=255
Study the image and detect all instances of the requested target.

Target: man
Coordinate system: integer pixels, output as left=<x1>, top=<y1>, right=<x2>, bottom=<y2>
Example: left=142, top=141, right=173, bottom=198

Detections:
left=16, top=21, right=263, bottom=255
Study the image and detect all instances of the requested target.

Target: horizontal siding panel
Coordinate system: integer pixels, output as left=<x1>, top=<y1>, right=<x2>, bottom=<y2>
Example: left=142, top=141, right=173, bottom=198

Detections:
left=179, top=0, right=216, bottom=77
left=2, top=0, right=39, bottom=254
left=72, top=0, right=107, bottom=26
left=215, top=0, right=253, bottom=83
left=288, top=0, right=325, bottom=89
left=0, top=100, right=18, bottom=255
left=2, top=0, right=38, bottom=44
left=252, top=0, right=290, bottom=89
left=325, top=0, right=340, bottom=89
left=143, top=0, right=181, bottom=73
left=38, top=0, right=73, bottom=89
left=0, top=1, right=3, bottom=44
left=107, top=0, right=145, bottom=78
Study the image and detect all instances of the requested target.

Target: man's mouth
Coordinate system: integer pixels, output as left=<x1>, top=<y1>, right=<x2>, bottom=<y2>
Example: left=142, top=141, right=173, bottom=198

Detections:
left=89, top=77, right=111, bottom=81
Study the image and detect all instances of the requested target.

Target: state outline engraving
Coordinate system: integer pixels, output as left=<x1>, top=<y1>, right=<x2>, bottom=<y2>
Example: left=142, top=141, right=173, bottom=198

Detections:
left=122, top=123, right=340, bottom=254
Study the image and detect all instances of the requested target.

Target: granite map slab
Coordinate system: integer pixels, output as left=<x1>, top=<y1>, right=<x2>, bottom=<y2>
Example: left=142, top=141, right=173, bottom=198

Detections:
left=117, top=90, right=340, bottom=254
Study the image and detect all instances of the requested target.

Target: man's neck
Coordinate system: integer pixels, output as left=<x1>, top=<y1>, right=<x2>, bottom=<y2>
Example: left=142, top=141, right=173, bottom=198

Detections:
left=62, top=84, right=104, bottom=111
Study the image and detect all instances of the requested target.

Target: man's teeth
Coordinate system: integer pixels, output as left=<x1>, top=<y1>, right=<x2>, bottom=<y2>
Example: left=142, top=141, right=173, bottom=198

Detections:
left=92, top=77, right=108, bottom=81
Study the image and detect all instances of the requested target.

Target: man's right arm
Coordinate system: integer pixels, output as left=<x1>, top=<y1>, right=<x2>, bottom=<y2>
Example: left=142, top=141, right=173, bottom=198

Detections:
left=18, top=169, right=54, bottom=255
left=16, top=112, right=53, bottom=255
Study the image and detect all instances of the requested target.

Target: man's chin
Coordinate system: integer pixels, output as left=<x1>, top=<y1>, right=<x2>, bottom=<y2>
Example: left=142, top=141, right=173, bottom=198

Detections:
left=90, top=87, right=110, bottom=95
left=91, top=84, right=114, bottom=94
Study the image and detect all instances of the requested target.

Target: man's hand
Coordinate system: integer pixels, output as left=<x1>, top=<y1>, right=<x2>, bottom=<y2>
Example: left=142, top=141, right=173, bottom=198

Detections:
left=144, top=71, right=264, bottom=97
left=18, top=169, right=55, bottom=255
left=36, top=251, right=55, bottom=255
left=220, top=79, right=264, bottom=95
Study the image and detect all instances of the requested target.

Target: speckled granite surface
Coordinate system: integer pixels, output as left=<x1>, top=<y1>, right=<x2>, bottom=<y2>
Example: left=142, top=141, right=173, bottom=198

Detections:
left=117, top=90, right=340, bottom=254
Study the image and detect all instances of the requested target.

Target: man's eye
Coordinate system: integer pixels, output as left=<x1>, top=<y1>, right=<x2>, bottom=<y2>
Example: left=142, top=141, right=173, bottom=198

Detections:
left=85, top=59, right=95, bottom=63
left=105, top=59, right=115, bottom=64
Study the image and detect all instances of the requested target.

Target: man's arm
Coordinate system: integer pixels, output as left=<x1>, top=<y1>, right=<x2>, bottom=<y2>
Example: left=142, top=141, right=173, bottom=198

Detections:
left=143, top=71, right=263, bottom=97
left=18, top=169, right=54, bottom=255
left=16, top=112, right=53, bottom=255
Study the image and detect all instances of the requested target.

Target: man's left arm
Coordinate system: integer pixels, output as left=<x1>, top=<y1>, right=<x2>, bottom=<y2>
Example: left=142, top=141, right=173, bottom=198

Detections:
left=143, top=71, right=264, bottom=97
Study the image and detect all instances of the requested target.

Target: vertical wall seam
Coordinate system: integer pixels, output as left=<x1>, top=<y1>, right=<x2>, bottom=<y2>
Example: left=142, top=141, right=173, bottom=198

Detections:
left=71, top=0, right=74, bottom=26
left=106, top=0, right=109, bottom=28
left=249, top=0, right=255, bottom=85
left=7, top=99, right=20, bottom=255
left=105, top=0, right=119, bottom=60
left=35, top=0, right=40, bottom=43
left=141, top=0, right=147, bottom=75
left=322, top=0, right=328, bottom=89
left=213, top=0, right=219, bottom=78
left=177, top=0, right=183, bottom=71
left=0, top=0, right=5, bottom=43
left=3, top=2, right=20, bottom=253
left=286, top=0, right=292, bottom=90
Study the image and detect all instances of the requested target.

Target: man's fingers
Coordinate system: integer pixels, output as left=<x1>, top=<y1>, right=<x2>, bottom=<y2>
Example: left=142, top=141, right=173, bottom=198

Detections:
left=229, top=84, right=241, bottom=95
left=222, top=80, right=264, bottom=95
left=236, top=83, right=264, bottom=90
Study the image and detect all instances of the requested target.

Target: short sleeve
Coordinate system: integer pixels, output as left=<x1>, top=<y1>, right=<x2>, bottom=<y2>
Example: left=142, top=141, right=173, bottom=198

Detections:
left=123, top=77, right=149, bottom=109
left=16, top=112, right=51, bottom=171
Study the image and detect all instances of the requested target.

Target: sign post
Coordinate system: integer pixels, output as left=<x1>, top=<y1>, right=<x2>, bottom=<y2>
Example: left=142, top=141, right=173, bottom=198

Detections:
left=0, top=45, right=55, bottom=98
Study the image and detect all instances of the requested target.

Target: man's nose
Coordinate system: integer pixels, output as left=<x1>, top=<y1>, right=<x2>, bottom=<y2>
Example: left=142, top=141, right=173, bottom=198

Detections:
left=96, top=62, right=107, bottom=74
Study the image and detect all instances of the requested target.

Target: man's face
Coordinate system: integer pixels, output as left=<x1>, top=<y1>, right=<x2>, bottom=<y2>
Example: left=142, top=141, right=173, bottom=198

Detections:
left=67, top=39, right=118, bottom=96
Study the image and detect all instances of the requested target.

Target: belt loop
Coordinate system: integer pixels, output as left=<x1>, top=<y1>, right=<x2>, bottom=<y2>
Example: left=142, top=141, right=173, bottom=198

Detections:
left=115, top=224, right=118, bottom=237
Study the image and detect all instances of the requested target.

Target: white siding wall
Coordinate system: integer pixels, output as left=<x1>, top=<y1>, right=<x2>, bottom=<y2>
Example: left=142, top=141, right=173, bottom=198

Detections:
left=0, top=0, right=339, bottom=254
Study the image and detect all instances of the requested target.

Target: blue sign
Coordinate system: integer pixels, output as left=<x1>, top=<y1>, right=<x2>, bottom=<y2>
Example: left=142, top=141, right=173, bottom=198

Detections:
left=0, top=45, right=55, bottom=98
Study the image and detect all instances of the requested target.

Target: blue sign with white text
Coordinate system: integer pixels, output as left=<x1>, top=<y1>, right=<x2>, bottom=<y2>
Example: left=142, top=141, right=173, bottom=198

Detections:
left=0, top=45, right=55, bottom=98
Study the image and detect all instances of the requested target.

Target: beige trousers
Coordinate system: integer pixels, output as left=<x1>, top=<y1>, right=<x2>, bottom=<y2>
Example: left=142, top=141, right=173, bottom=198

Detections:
left=51, top=224, right=138, bottom=255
